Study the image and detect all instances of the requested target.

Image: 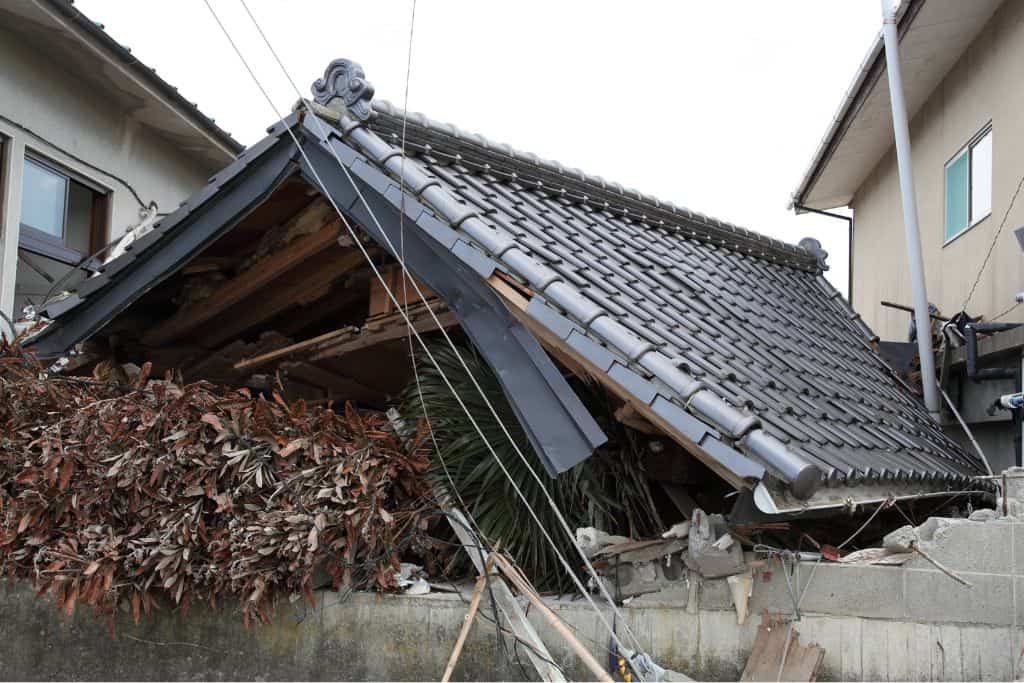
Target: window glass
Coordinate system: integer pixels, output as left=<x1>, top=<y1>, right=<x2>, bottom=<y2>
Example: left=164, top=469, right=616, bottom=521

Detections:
left=21, top=158, right=67, bottom=238
left=944, top=151, right=969, bottom=240
left=970, top=129, right=992, bottom=223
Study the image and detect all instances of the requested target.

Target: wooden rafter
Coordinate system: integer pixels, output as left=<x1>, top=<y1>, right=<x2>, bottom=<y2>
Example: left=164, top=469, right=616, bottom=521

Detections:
left=196, top=248, right=371, bottom=349
left=143, top=219, right=341, bottom=346
left=310, top=310, right=459, bottom=361
left=232, top=300, right=446, bottom=370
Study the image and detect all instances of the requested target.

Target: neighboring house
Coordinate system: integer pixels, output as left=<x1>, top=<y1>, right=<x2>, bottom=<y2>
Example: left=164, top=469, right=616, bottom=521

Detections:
left=791, top=0, right=1023, bottom=469
left=26, top=59, right=987, bottom=518
left=0, top=0, right=242, bottom=321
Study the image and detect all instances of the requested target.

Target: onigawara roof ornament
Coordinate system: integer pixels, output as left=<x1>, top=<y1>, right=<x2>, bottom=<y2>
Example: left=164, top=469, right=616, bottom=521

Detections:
left=312, top=58, right=375, bottom=121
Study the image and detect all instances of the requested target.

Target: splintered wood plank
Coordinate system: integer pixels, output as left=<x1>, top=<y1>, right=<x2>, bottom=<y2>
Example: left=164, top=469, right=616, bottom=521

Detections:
left=143, top=219, right=341, bottom=346
left=310, top=311, right=459, bottom=361
left=741, top=613, right=824, bottom=682
left=197, top=248, right=370, bottom=348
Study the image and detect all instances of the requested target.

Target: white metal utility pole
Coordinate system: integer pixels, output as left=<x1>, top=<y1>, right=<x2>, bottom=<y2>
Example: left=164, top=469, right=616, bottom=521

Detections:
left=880, top=0, right=940, bottom=418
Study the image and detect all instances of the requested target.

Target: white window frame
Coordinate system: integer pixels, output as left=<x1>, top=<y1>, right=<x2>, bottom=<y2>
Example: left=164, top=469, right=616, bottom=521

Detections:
left=943, top=124, right=993, bottom=246
left=18, top=149, right=109, bottom=264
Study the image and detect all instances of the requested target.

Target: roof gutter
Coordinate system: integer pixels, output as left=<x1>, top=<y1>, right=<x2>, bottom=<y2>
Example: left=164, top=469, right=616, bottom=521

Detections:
left=794, top=204, right=854, bottom=306
left=35, top=0, right=244, bottom=158
left=789, top=0, right=925, bottom=211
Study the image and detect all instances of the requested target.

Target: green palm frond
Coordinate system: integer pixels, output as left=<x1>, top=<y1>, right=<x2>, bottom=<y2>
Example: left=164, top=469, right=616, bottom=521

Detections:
left=402, top=343, right=661, bottom=591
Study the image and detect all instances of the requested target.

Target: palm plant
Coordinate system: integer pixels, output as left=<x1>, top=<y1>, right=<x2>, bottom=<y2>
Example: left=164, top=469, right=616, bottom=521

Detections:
left=402, top=343, right=661, bottom=591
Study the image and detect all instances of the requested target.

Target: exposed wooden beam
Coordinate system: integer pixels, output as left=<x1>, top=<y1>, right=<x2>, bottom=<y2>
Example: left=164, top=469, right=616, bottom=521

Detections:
left=311, top=310, right=459, bottom=361
left=233, top=299, right=444, bottom=370
left=196, top=248, right=370, bottom=349
left=486, top=273, right=746, bottom=491
left=234, top=325, right=360, bottom=370
left=143, top=219, right=341, bottom=346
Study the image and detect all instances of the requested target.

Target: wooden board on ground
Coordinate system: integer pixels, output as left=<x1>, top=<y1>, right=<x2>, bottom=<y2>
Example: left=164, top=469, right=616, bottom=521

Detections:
left=741, top=612, right=825, bottom=682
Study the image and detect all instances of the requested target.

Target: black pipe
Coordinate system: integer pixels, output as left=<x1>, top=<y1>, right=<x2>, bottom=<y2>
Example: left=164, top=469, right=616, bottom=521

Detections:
left=964, top=322, right=1021, bottom=382
left=794, top=204, right=854, bottom=306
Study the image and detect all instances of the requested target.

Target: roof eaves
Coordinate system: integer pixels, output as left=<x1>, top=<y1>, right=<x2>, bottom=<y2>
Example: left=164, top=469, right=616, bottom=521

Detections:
left=789, top=0, right=923, bottom=212
left=38, top=0, right=244, bottom=157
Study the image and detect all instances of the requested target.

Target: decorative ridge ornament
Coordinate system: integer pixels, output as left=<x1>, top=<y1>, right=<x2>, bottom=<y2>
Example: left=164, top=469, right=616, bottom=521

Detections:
left=798, top=237, right=829, bottom=272
left=312, top=59, right=375, bottom=121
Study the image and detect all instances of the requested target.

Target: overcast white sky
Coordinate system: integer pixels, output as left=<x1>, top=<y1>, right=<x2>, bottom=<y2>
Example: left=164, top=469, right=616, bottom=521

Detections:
left=78, top=1, right=884, bottom=296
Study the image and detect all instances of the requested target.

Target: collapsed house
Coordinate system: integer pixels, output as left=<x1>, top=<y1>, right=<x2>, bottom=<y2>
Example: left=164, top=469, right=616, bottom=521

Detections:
left=22, top=58, right=987, bottom=526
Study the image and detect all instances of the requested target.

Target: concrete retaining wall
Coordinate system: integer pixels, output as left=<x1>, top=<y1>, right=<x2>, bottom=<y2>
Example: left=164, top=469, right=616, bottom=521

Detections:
left=2, top=516, right=1024, bottom=679
left=2, top=516, right=1023, bottom=680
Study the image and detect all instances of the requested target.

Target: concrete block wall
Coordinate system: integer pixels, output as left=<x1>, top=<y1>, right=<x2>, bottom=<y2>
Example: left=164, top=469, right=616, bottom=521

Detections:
left=2, top=515, right=1023, bottom=680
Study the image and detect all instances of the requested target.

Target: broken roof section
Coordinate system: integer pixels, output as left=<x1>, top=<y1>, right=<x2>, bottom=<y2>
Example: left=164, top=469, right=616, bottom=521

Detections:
left=27, top=59, right=986, bottom=513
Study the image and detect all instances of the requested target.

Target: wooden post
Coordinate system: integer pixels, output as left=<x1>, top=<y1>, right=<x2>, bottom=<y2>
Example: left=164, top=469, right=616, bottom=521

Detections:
left=443, top=508, right=566, bottom=682
left=492, top=554, right=613, bottom=683
left=442, top=574, right=488, bottom=683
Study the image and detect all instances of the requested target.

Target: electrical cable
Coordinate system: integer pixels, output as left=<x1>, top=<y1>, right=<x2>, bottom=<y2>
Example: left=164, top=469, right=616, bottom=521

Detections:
left=0, top=112, right=152, bottom=211
left=226, top=0, right=648, bottom=667
left=962, top=168, right=1024, bottom=311
left=992, top=301, right=1021, bottom=322
left=836, top=497, right=891, bottom=550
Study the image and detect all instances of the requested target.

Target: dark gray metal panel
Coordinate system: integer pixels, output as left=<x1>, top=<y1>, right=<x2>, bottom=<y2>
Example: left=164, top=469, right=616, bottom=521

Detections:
left=299, top=139, right=606, bottom=477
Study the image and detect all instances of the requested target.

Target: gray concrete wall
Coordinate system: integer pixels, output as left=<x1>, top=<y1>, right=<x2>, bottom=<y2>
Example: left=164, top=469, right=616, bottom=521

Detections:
left=3, top=517, right=1024, bottom=680
left=850, top=0, right=1024, bottom=342
left=0, top=20, right=228, bottom=317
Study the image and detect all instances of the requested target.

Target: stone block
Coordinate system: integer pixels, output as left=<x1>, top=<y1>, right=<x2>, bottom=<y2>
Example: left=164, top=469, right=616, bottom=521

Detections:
left=906, top=569, right=1014, bottom=626
left=1012, top=520, right=1024, bottom=574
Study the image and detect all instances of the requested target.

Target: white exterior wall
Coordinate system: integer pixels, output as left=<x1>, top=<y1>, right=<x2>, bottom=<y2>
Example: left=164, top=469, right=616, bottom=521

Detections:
left=0, top=21, right=224, bottom=319
left=851, top=0, right=1024, bottom=342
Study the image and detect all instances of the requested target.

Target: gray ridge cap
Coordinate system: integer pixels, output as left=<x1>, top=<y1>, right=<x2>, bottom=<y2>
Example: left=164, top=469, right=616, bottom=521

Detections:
left=324, top=103, right=821, bottom=497
left=368, top=100, right=818, bottom=271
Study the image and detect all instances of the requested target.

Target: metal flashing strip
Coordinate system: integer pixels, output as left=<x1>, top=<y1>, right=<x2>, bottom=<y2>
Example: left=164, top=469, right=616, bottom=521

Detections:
left=299, top=134, right=606, bottom=476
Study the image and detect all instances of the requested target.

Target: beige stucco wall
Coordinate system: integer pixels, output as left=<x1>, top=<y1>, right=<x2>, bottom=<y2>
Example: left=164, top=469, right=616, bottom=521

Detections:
left=851, top=0, right=1024, bottom=342
left=0, top=20, right=226, bottom=318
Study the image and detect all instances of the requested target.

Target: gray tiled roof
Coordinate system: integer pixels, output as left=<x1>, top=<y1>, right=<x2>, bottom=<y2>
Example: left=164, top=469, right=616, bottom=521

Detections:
left=356, top=99, right=983, bottom=493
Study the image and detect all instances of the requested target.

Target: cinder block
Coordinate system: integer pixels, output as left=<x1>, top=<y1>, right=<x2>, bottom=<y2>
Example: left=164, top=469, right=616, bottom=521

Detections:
left=904, top=519, right=1013, bottom=574
left=697, top=577, right=734, bottom=611
left=1012, top=520, right=1024, bottom=574
left=793, top=564, right=907, bottom=620
left=906, top=569, right=1014, bottom=626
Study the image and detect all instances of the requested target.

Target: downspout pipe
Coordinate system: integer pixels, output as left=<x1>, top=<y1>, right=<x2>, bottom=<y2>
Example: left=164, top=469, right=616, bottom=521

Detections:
left=880, top=0, right=940, bottom=419
left=794, top=204, right=854, bottom=305
left=964, top=322, right=1022, bottom=382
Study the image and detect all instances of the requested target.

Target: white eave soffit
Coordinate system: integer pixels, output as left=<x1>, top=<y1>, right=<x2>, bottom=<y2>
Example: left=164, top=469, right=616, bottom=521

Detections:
left=794, top=0, right=1004, bottom=212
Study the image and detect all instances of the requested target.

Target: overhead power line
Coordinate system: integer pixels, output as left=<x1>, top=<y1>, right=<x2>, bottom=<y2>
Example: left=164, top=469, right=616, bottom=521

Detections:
left=206, top=0, right=650, bottom=670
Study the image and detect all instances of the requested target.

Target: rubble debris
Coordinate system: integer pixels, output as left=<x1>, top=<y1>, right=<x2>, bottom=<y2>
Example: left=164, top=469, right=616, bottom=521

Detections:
left=835, top=547, right=912, bottom=566
left=661, top=521, right=690, bottom=539
left=741, top=612, right=825, bottom=682
left=0, top=344, right=438, bottom=627
left=686, top=509, right=745, bottom=578
left=393, top=562, right=430, bottom=595
left=576, top=527, right=632, bottom=558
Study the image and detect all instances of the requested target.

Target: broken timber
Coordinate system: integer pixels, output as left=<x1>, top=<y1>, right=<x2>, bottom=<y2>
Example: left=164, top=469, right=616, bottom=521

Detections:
left=143, top=219, right=342, bottom=346
left=443, top=508, right=566, bottom=683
